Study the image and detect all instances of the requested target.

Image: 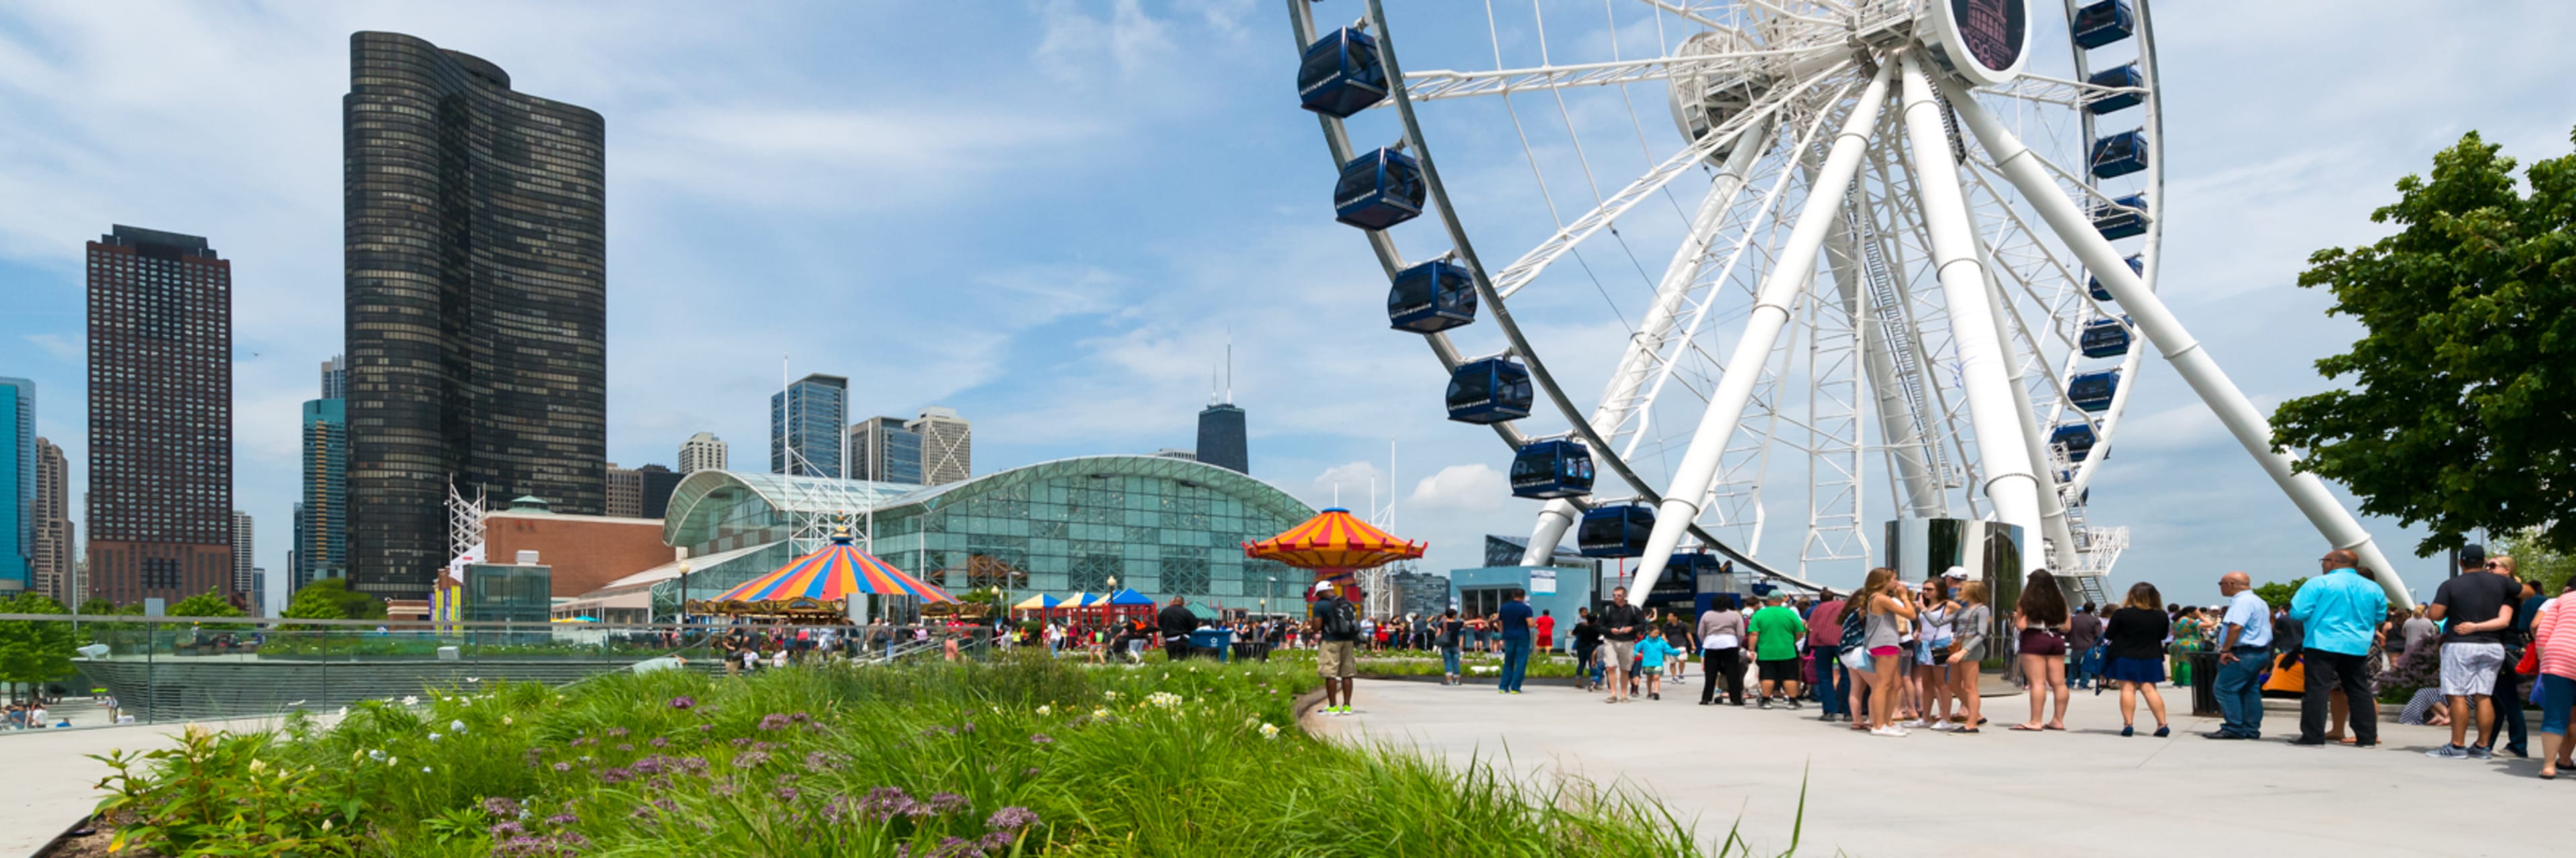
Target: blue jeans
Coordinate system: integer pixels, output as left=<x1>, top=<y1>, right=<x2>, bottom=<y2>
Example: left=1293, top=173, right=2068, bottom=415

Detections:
left=1499, top=635, right=1533, bottom=692
left=2214, top=646, right=2267, bottom=737
left=1809, top=645, right=1847, bottom=714
left=1440, top=645, right=1462, bottom=676
left=2542, top=674, right=2575, bottom=737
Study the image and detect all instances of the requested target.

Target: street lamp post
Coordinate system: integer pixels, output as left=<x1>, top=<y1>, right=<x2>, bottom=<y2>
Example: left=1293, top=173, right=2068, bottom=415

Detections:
left=676, top=561, right=692, bottom=629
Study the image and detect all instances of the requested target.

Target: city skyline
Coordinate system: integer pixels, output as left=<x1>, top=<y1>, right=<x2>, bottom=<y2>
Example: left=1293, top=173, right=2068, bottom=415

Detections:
left=3, top=4, right=2573, bottom=598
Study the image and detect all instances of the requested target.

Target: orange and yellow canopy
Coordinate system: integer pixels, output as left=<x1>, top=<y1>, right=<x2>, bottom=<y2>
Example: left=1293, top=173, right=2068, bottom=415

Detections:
left=1242, top=507, right=1426, bottom=572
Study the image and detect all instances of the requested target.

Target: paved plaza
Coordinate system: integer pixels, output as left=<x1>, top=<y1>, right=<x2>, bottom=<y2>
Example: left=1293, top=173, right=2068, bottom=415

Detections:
left=1313, top=678, right=2565, bottom=857
left=0, top=714, right=308, bottom=857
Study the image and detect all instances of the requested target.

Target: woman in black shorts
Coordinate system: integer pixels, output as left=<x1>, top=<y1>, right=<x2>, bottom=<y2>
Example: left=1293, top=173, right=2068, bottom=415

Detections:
left=2103, top=582, right=2174, bottom=737
left=2010, top=570, right=2072, bottom=731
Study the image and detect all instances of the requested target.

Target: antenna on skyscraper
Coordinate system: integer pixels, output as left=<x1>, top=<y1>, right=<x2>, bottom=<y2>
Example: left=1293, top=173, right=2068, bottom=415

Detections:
left=1225, top=330, right=1234, bottom=405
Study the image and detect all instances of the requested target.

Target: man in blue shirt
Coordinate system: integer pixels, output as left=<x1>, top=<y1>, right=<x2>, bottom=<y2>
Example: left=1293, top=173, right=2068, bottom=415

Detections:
left=2286, top=549, right=2390, bottom=747
left=2206, top=571, right=2275, bottom=740
left=1496, top=589, right=1536, bottom=694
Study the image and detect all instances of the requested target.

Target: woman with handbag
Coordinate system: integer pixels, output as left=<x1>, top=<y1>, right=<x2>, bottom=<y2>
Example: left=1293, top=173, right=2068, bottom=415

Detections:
left=1698, top=594, right=1749, bottom=706
left=2010, top=570, right=2074, bottom=732
left=1946, top=581, right=1992, bottom=735
left=2530, top=576, right=2576, bottom=779
left=2104, top=582, right=2175, bottom=737
left=1858, top=568, right=1920, bottom=737
left=1909, top=577, right=1961, bottom=729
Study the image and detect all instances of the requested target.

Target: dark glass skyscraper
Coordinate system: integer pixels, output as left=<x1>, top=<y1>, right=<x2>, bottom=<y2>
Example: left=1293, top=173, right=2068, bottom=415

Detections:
left=1195, top=403, right=1248, bottom=474
left=343, top=32, right=606, bottom=599
left=87, top=225, right=233, bottom=606
left=770, top=374, right=847, bottom=478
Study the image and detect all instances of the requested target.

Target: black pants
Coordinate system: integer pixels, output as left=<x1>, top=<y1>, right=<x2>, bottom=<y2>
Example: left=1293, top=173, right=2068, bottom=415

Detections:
left=2300, top=650, right=2377, bottom=745
left=1165, top=639, right=1190, bottom=661
left=1703, top=647, right=1746, bottom=704
left=2489, top=663, right=2527, bottom=750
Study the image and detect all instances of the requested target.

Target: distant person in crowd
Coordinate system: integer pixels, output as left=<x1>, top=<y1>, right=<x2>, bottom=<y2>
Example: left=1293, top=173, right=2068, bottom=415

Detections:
left=1437, top=608, right=1466, bottom=686
left=2287, top=548, right=2387, bottom=748
left=2104, top=582, right=2175, bottom=737
left=2530, top=575, right=2576, bottom=779
left=2010, top=570, right=2072, bottom=732
left=1663, top=613, right=1694, bottom=682
left=1572, top=608, right=1604, bottom=692
left=1748, top=592, right=1809, bottom=709
left=1311, top=581, right=1363, bottom=715
left=1858, top=568, right=1919, bottom=736
left=1635, top=625, right=1679, bottom=701
left=1536, top=609, right=1557, bottom=653
left=1805, top=590, right=1849, bottom=722
left=1698, top=594, right=1748, bottom=706
left=1907, top=572, right=1963, bottom=728
left=1158, top=597, right=1196, bottom=663
left=2424, top=545, right=2518, bottom=759
left=1598, top=588, right=1648, bottom=704
left=1498, top=589, right=1536, bottom=694
left=2208, top=571, right=2275, bottom=740
left=1945, top=580, right=1992, bottom=734
left=2400, top=606, right=2439, bottom=668
left=2065, top=602, right=2105, bottom=690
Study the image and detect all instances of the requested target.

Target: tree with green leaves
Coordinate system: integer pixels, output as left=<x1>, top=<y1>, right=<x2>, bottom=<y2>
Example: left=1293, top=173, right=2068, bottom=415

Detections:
left=2496, top=528, right=2576, bottom=591
left=0, top=592, right=78, bottom=702
left=281, top=578, right=387, bottom=623
left=2273, top=127, right=2576, bottom=555
left=167, top=588, right=250, bottom=632
left=2251, top=578, right=2306, bottom=611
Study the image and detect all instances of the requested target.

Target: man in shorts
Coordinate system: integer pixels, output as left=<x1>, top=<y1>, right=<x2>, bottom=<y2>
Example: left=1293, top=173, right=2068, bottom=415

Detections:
left=1311, top=580, right=1362, bottom=715
left=2424, top=544, right=2521, bottom=759
left=1747, top=593, right=1809, bottom=708
left=1597, top=587, right=1647, bottom=704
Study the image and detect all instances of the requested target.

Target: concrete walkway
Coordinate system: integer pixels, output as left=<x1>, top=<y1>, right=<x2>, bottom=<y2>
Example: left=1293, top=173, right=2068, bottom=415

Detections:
left=0, top=714, right=305, bottom=857
left=1313, top=680, right=2567, bottom=857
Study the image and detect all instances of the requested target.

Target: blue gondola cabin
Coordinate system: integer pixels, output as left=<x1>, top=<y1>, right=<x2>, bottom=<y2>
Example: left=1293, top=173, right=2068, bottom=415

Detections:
left=2086, top=64, right=2143, bottom=115
left=1576, top=504, right=1656, bottom=558
left=2051, top=423, right=2100, bottom=462
left=2089, top=130, right=2149, bottom=180
left=1509, top=439, right=1594, bottom=499
left=1297, top=27, right=1389, bottom=119
left=2072, top=0, right=2136, bottom=50
left=2079, top=317, right=2133, bottom=358
left=1387, top=259, right=1477, bottom=333
left=2068, top=370, right=2121, bottom=413
left=1334, top=147, right=1426, bottom=231
left=2087, top=254, right=2143, bottom=301
left=1446, top=357, right=1532, bottom=424
left=2090, top=194, right=2148, bottom=241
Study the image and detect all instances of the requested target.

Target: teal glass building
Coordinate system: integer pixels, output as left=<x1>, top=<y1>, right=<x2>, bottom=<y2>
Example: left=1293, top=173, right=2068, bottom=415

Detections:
left=655, top=455, right=1316, bottom=614
left=0, top=376, right=31, bottom=592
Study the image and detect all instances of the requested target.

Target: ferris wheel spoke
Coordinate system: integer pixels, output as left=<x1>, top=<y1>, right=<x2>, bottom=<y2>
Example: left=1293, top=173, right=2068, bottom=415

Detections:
left=1401, top=45, right=1835, bottom=103
left=1976, top=73, right=2145, bottom=111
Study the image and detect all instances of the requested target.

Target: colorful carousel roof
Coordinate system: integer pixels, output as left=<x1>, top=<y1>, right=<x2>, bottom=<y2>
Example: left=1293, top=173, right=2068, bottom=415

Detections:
left=714, top=536, right=955, bottom=604
left=1243, top=507, right=1426, bottom=571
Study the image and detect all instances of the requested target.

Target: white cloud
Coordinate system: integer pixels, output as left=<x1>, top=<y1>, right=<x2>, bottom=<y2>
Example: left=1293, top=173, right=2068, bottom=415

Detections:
left=1032, top=0, right=1177, bottom=83
left=1409, top=463, right=1509, bottom=513
left=23, top=333, right=79, bottom=361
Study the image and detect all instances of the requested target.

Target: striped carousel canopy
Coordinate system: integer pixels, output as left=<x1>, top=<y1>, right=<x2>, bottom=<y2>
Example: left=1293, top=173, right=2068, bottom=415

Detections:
left=714, top=535, right=956, bottom=604
left=1242, top=507, right=1426, bottom=571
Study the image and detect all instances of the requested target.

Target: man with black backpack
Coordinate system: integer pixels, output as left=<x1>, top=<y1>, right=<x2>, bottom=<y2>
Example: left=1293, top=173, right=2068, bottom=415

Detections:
left=1311, top=580, right=1362, bottom=715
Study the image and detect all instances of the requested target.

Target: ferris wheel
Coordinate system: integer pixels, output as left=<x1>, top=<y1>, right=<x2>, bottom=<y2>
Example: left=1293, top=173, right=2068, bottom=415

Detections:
left=1287, top=0, right=2410, bottom=608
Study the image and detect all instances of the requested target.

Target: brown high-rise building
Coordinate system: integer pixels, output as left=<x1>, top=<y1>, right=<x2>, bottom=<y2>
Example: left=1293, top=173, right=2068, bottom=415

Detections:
left=31, top=437, right=76, bottom=606
left=87, top=225, right=233, bottom=606
left=343, top=32, right=608, bottom=600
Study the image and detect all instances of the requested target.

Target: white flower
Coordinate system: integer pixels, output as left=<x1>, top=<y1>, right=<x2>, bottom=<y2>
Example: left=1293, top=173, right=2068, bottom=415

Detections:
left=422, top=766, right=433, bottom=773
left=1258, top=723, right=1281, bottom=740
left=428, top=733, right=441, bottom=742
left=386, top=755, right=399, bottom=766
left=1035, top=705, right=1051, bottom=716
left=1104, top=690, right=1118, bottom=700
left=502, top=716, right=513, bottom=726
left=1091, top=708, right=1110, bottom=719
left=466, top=677, right=482, bottom=683
left=366, top=749, right=385, bottom=761
left=401, top=696, right=420, bottom=706
left=248, top=759, right=267, bottom=773
left=451, top=720, right=467, bottom=733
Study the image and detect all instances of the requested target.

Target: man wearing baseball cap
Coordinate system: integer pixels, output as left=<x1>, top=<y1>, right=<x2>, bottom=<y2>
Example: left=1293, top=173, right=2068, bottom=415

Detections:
left=1310, top=580, right=1363, bottom=715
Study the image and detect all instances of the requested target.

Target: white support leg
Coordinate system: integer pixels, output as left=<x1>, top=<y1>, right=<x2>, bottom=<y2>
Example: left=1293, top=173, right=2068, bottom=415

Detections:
left=1897, top=52, right=2046, bottom=572
left=1974, top=223, right=2082, bottom=571
left=1937, top=76, right=2412, bottom=606
left=1623, top=61, right=1897, bottom=607
left=1523, top=127, right=1776, bottom=567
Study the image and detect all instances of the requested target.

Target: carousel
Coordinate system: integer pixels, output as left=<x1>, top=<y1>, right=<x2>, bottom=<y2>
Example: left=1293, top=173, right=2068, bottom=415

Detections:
left=687, top=528, right=956, bottom=621
left=1242, top=507, right=1426, bottom=604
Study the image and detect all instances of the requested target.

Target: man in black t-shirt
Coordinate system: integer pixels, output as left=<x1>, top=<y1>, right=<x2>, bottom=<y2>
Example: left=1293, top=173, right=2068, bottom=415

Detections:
left=1597, top=587, right=1648, bottom=704
left=2424, top=545, right=2521, bottom=759
left=1570, top=608, right=1602, bottom=691
left=1310, top=581, right=1362, bottom=714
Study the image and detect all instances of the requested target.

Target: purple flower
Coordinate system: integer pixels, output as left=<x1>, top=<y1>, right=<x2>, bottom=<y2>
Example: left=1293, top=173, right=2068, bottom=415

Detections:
left=545, top=812, right=580, bottom=826
left=920, top=792, right=968, bottom=816
left=606, top=727, right=630, bottom=739
left=774, top=786, right=801, bottom=801
left=1028, top=733, right=1054, bottom=745
left=649, top=737, right=669, bottom=748
left=598, top=767, right=635, bottom=785
left=1022, top=767, right=1042, bottom=777
left=669, top=696, right=695, bottom=710
left=551, top=762, right=572, bottom=773
left=803, top=751, right=839, bottom=771
left=790, top=711, right=813, bottom=723
left=757, top=713, right=792, bottom=731
left=986, top=806, right=1041, bottom=831
left=488, top=821, right=525, bottom=837
left=482, top=796, right=524, bottom=818
left=696, top=724, right=714, bottom=733
left=678, top=756, right=710, bottom=775
left=730, top=737, right=754, bottom=748
left=732, top=750, right=772, bottom=769
left=615, top=743, right=634, bottom=753
left=857, top=786, right=916, bottom=821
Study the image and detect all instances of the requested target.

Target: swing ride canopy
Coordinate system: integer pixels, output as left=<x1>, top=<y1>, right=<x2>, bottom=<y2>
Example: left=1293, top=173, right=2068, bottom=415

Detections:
left=712, top=537, right=956, bottom=604
left=1242, top=507, right=1426, bottom=572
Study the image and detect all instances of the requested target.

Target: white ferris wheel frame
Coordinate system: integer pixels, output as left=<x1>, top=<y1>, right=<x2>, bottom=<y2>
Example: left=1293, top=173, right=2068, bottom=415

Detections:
left=1288, top=0, right=2411, bottom=609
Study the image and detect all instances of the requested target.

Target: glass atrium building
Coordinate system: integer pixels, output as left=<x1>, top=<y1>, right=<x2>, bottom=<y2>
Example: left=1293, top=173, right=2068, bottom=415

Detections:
left=655, top=455, right=1316, bottom=615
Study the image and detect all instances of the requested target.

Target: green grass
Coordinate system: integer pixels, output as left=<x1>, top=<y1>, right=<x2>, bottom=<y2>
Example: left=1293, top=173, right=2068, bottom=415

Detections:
left=92, top=656, right=1743, bottom=857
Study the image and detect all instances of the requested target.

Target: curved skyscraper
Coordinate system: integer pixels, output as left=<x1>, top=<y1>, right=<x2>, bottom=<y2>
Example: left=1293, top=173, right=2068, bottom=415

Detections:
left=343, top=32, right=606, bottom=600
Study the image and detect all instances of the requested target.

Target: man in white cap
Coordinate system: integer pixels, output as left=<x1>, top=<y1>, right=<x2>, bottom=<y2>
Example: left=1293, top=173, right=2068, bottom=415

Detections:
left=1309, top=580, right=1362, bottom=714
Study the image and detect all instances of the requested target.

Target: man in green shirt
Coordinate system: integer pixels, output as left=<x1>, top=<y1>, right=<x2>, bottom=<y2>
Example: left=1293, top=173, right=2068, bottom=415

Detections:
left=1746, top=594, right=1809, bottom=709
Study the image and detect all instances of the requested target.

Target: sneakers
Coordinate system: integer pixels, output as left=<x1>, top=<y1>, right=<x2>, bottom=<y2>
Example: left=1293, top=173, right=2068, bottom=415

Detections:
left=1900, top=718, right=1931, bottom=729
left=1870, top=725, right=1910, bottom=737
left=1786, top=699, right=1803, bottom=710
left=1758, top=698, right=1774, bottom=710
left=1649, top=692, right=1661, bottom=701
left=1929, top=721, right=1959, bottom=732
left=2425, top=744, right=2471, bottom=759
left=2467, top=745, right=2495, bottom=760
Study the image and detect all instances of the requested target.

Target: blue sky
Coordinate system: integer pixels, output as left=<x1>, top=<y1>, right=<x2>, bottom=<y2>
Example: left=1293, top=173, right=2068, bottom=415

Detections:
left=3, top=1, right=2572, bottom=611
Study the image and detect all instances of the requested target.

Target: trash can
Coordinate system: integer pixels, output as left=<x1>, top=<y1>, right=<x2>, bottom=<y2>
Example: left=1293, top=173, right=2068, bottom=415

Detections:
left=2187, top=651, right=2220, bottom=716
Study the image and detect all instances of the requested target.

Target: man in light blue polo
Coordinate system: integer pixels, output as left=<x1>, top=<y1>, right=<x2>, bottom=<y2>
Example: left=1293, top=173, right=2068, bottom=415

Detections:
left=2286, top=549, right=2389, bottom=747
left=2205, top=571, right=2273, bottom=740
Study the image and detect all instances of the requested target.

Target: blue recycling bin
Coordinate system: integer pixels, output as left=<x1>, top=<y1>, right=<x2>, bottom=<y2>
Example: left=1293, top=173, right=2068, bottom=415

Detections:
left=1188, top=628, right=1235, bottom=662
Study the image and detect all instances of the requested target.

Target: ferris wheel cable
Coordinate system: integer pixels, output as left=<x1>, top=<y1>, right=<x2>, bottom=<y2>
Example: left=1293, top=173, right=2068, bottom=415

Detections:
left=1362, top=0, right=1815, bottom=591
left=1599, top=0, right=1699, bottom=226
left=1935, top=74, right=2410, bottom=608
left=1615, top=58, right=1897, bottom=607
left=1737, top=0, right=1851, bottom=29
